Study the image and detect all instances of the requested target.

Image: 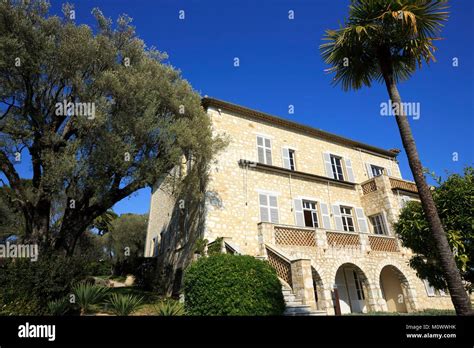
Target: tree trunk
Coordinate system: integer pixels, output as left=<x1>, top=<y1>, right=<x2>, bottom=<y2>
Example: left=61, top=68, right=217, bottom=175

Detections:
left=381, top=67, right=472, bottom=315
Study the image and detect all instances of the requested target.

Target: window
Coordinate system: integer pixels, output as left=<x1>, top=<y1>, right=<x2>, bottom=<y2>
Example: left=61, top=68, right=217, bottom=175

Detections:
left=257, top=136, right=272, bottom=165
left=423, top=279, right=448, bottom=297
left=302, top=200, right=319, bottom=228
left=340, top=206, right=355, bottom=232
left=353, top=271, right=365, bottom=300
left=282, top=147, right=296, bottom=171
left=288, top=149, right=296, bottom=171
left=259, top=193, right=279, bottom=223
left=423, top=279, right=436, bottom=297
left=371, top=165, right=385, bottom=177
left=330, top=155, right=344, bottom=181
left=369, top=214, right=388, bottom=235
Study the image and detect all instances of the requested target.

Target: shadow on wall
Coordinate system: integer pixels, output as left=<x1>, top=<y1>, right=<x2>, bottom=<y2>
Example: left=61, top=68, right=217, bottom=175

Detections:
left=154, top=188, right=221, bottom=297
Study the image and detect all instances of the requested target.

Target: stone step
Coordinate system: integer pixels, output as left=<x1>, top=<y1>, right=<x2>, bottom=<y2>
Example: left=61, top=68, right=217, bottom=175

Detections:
left=285, top=300, right=304, bottom=307
left=284, top=305, right=313, bottom=313
left=283, top=294, right=296, bottom=302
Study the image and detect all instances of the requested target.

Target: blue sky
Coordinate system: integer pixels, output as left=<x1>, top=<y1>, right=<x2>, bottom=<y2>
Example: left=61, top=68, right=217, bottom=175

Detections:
left=8, top=0, right=474, bottom=215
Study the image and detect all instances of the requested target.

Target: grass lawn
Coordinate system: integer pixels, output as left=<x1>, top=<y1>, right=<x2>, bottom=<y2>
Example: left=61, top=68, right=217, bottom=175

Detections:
left=343, top=309, right=456, bottom=316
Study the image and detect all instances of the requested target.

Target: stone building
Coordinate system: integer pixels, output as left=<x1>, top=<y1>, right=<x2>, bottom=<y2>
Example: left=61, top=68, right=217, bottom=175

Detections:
left=145, top=97, right=454, bottom=315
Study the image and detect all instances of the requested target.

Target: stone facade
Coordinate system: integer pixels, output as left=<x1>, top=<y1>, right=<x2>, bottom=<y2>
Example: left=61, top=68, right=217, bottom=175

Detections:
left=145, top=98, right=455, bottom=314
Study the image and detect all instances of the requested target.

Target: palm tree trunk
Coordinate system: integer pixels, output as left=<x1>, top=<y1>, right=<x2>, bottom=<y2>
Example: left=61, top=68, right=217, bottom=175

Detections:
left=381, top=68, right=472, bottom=315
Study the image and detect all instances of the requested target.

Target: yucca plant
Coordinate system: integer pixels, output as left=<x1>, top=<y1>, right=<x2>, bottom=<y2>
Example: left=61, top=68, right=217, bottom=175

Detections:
left=47, top=297, right=70, bottom=316
left=155, top=299, right=186, bottom=316
left=108, top=293, right=143, bottom=316
left=73, top=283, right=110, bottom=315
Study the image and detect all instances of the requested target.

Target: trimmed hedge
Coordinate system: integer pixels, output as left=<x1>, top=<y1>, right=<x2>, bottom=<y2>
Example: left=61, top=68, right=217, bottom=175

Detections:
left=183, top=254, right=285, bottom=315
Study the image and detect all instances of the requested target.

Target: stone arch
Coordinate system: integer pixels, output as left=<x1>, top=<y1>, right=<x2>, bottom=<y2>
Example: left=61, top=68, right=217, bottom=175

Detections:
left=311, top=266, right=327, bottom=311
left=378, top=264, right=416, bottom=312
left=375, top=260, right=418, bottom=311
left=333, top=262, right=373, bottom=314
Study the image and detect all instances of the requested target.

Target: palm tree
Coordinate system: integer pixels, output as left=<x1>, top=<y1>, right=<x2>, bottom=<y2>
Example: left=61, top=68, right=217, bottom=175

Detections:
left=320, top=0, right=471, bottom=315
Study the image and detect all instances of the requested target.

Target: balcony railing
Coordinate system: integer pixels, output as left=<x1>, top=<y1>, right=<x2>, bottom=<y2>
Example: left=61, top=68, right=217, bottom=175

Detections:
left=259, top=223, right=403, bottom=254
left=266, top=246, right=293, bottom=287
left=274, top=225, right=316, bottom=247
left=389, top=177, right=418, bottom=193
left=326, top=230, right=360, bottom=247
left=361, top=179, right=377, bottom=194
left=368, top=235, right=399, bottom=252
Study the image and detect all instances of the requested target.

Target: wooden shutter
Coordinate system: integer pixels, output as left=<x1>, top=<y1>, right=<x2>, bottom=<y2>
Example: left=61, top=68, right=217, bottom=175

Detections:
left=355, top=207, right=368, bottom=233
left=332, top=204, right=343, bottom=230
left=282, top=148, right=290, bottom=169
left=269, top=195, right=279, bottom=223
left=264, top=138, right=272, bottom=165
left=320, top=202, right=331, bottom=229
left=324, top=153, right=334, bottom=179
left=257, top=137, right=265, bottom=163
left=259, top=194, right=269, bottom=222
left=381, top=210, right=390, bottom=235
left=365, top=163, right=373, bottom=179
left=344, top=158, right=355, bottom=182
left=293, top=199, right=304, bottom=226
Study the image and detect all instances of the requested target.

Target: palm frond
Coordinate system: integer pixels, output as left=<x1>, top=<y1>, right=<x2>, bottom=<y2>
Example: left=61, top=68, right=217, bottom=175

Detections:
left=320, top=0, right=449, bottom=90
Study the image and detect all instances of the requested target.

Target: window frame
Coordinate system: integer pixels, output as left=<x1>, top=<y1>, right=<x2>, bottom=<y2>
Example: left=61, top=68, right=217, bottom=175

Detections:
left=288, top=149, right=296, bottom=171
left=369, top=213, right=388, bottom=235
left=302, top=200, right=319, bottom=228
left=340, top=206, right=355, bottom=232
left=330, top=155, right=345, bottom=181
left=371, top=164, right=385, bottom=177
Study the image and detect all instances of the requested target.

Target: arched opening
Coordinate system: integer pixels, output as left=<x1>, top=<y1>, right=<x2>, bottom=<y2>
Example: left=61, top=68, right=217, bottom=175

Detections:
left=311, top=267, right=325, bottom=310
left=334, top=263, right=369, bottom=314
left=379, top=265, right=409, bottom=313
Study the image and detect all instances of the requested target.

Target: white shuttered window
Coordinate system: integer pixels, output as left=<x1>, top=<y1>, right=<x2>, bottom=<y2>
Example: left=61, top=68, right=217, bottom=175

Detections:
left=259, top=193, right=279, bottom=223
left=257, top=136, right=272, bottom=165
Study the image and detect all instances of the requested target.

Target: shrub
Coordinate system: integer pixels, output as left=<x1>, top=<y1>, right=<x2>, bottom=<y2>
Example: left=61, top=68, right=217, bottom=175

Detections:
left=47, top=297, right=70, bottom=316
left=0, top=253, right=92, bottom=315
left=183, top=254, right=285, bottom=315
left=108, top=293, right=143, bottom=316
left=73, top=283, right=110, bottom=315
left=155, top=299, right=186, bottom=316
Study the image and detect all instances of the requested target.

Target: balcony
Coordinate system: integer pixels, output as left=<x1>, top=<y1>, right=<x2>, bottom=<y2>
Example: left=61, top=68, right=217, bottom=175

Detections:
left=361, top=175, right=418, bottom=195
left=389, top=177, right=418, bottom=194
left=258, top=222, right=400, bottom=253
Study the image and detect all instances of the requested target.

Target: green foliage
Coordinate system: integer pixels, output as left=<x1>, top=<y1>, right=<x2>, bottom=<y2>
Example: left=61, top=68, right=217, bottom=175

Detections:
left=103, top=214, right=148, bottom=274
left=395, top=167, right=474, bottom=290
left=47, top=297, right=70, bottom=316
left=73, top=283, right=110, bottom=315
left=320, top=0, right=448, bottom=90
left=154, top=299, right=186, bottom=316
left=0, top=0, right=219, bottom=253
left=192, top=238, right=208, bottom=256
left=207, top=237, right=223, bottom=255
left=107, top=293, right=143, bottom=316
left=0, top=253, right=92, bottom=315
left=183, top=254, right=285, bottom=316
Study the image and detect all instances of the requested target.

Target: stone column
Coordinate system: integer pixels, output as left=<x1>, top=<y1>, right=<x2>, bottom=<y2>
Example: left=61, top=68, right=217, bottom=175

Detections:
left=291, top=259, right=317, bottom=310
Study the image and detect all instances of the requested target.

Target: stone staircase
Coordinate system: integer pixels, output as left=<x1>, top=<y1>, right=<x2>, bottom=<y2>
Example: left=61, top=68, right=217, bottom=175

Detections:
left=282, top=284, right=326, bottom=316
